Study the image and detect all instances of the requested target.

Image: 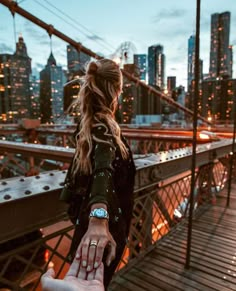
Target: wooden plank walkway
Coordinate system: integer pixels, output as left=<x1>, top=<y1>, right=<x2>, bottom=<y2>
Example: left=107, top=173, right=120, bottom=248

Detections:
left=109, top=182, right=236, bottom=291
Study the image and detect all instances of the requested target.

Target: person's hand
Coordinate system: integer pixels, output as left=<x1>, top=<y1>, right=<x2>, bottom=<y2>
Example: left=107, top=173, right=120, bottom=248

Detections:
left=77, top=217, right=116, bottom=272
left=41, top=258, right=104, bottom=291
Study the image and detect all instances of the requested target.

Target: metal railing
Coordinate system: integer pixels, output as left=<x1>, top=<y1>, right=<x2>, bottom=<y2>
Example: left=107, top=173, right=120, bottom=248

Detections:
left=0, top=139, right=235, bottom=290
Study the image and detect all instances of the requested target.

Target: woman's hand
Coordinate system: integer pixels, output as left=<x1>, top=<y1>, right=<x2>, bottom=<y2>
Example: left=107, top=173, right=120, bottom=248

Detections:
left=77, top=217, right=116, bottom=272
left=41, top=258, right=104, bottom=291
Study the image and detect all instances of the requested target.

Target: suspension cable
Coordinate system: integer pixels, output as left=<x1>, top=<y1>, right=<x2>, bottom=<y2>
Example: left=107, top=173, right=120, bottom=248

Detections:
left=11, top=7, right=17, bottom=46
left=40, top=0, right=115, bottom=53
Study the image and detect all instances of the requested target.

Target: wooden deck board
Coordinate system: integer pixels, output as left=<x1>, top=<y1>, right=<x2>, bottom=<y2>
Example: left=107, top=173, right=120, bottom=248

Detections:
left=156, top=240, right=236, bottom=284
left=145, top=255, right=231, bottom=291
left=108, top=185, right=236, bottom=291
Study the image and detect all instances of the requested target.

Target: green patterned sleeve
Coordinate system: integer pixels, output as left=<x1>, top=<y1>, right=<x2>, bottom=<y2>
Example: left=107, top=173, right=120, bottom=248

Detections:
left=88, top=124, right=116, bottom=207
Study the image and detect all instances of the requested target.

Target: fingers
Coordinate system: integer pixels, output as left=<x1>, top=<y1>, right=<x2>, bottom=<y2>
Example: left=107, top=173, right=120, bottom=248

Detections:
left=41, top=268, right=55, bottom=280
left=41, top=268, right=55, bottom=289
left=66, top=256, right=80, bottom=277
left=78, top=238, right=106, bottom=271
left=105, top=238, right=116, bottom=267
left=86, top=262, right=104, bottom=281
left=77, top=263, right=88, bottom=280
left=91, top=239, right=107, bottom=269
left=76, top=228, right=117, bottom=271
left=79, top=238, right=90, bottom=268
left=86, top=268, right=96, bottom=280
left=86, top=240, right=99, bottom=271
left=76, top=242, right=82, bottom=260
left=94, top=262, right=104, bottom=283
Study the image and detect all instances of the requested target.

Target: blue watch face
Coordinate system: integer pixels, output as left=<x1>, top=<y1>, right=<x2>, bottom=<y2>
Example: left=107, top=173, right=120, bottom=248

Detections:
left=90, top=208, right=108, bottom=219
left=96, top=209, right=104, bottom=217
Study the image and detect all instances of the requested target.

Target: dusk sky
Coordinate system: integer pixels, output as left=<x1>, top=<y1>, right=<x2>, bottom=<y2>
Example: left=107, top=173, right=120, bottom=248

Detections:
left=0, top=0, right=235, bottom=88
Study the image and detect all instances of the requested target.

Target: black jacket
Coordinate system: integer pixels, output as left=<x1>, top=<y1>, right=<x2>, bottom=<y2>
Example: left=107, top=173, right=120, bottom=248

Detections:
left=61, top=122, right=136, bottom=232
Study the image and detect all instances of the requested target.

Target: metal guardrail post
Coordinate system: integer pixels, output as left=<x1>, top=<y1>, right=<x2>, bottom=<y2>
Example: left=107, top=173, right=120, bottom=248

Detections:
left=185, top=0, right=201, bottom=269
left=227, top=97, right=236, bottom=206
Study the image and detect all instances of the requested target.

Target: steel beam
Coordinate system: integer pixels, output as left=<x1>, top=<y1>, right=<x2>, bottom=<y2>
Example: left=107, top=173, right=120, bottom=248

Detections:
left=0, top=171, right=68, bottom=243
left=0, top=139, right=235, bottom=242
left=0, top=141, right=74, bottom=162
left=0, top=139, right=235, bottom=185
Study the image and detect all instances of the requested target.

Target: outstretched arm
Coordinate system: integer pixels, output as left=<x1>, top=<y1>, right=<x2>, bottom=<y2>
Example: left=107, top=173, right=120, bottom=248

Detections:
left=76, top=124, right=117, bottom=272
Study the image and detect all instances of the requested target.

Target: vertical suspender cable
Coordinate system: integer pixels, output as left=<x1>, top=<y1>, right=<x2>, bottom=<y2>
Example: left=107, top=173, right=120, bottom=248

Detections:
left=12, top=12, right=17, bottom=47
left=185, top=0, right=201, bottom=269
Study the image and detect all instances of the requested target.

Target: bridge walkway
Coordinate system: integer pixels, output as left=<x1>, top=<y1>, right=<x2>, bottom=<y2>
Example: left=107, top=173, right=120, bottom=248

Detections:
left=108, top=182, right=236, bottom=291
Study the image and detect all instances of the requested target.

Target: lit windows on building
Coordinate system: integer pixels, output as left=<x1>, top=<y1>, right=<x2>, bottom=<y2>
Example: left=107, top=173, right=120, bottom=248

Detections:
left=201, top=78, right=236, bottom=122
left=148, top=44, right=165, bottom=91
left=209, top=12, right=232, bottom=79
left=40, top=52, right=66, bottom=123
left=67, top=45, right=91, bottom=78
left=133, top=54, right=147, bottom=83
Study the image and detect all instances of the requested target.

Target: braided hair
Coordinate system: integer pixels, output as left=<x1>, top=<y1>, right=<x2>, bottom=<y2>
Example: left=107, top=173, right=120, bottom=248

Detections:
left=71, top=59, right=128, bottom=175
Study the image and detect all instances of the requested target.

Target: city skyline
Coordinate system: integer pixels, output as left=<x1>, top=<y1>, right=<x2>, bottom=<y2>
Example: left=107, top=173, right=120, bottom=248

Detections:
left=0, top=0, right=235, bottom=88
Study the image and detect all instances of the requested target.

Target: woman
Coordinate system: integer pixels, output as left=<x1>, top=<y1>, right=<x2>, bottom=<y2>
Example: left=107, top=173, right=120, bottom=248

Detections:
left=61, top=58, right=136, bottom=289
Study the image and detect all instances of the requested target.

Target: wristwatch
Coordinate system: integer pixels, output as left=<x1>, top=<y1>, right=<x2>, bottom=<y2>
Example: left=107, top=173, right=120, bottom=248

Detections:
left=89, top=208, right=109, bottom=220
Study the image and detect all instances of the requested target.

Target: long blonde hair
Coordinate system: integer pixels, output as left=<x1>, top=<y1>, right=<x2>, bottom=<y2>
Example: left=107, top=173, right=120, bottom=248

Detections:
left=71, top=58, right=129, bottom=175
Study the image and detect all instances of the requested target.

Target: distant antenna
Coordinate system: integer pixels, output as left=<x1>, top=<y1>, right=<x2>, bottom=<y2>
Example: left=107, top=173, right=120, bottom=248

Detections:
left=50, top=35, right=53, bottom=53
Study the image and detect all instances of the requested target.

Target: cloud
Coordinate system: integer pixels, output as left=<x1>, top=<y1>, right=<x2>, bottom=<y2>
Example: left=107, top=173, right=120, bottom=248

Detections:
left=152, top=26, right=192, bottom=45
left=53, top=47, right=67, bottom=60
left=200, top=14, right=211, bottom=31
left=22, top=21, right=49, bottom=46
left=168, top=55, right=184, bottom=64
left=31, top=63, right=45, bottom=77
left=34, top=62, right=44, bottom=70
left=153, top=9, right=187, bottom=23
left=151, top=8, right=197, bottom=42
left=86, top=34, right=104, bottom=41
left=177, top=44, right=187, bottom=53
left=0, top=43, right=14, bottom=53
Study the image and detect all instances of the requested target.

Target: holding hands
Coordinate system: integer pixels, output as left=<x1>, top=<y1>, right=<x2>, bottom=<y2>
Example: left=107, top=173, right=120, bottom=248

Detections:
left=77, top=216, right=116, bottom=272
left=41, top=207, right=116, bottom=291
left=41, top=256, right=105, bottom=291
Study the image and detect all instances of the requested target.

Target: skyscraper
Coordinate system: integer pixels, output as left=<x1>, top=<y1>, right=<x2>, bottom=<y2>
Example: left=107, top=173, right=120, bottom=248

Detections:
left=187, top=35, right=196, bottom=88
left=11, top=35, right=32, bottom=120
left=228, top=45, right=233, bottom=78
left=187, top=35, right=203, bottom=89
left=0, top=35, right=32, bottom=122
left=120, top=64, right=140, bottom=124
left=133, top=54, right=147, bottom=82
left=148, top=45, right=165, bottom=90
left=29, top=75, right=40, bottom=119
left=167, top=76, right=176, bottom=93
left=40, top=52, right=66, bottom=123
left=0, top=54, right=12, bottom=122
left=201, top=78, right=236, bottom=122
left=67, top=45, right=90, bottom=78
left=209, top=11, right=232, bottom=79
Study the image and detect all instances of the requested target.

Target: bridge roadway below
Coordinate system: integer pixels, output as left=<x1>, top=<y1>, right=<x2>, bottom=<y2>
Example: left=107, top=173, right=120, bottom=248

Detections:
left=108, top=182, right=236, bottom=291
